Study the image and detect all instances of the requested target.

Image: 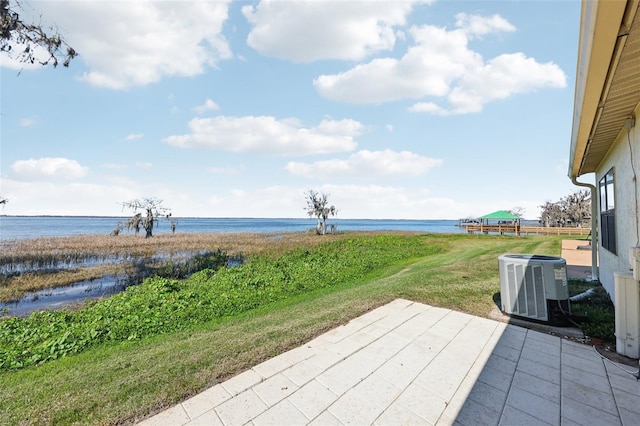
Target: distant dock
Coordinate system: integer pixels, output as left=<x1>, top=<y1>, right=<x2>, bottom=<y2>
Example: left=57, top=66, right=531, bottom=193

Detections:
left=464, top=224, right=591, bottom=236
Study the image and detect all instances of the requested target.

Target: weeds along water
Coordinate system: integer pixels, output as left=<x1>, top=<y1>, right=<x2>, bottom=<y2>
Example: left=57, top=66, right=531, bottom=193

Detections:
left=0, top=250, right=234, bottom=315
left=0, top=231, right=396, bottom=314
left=0, top=233, right=252, bottom=315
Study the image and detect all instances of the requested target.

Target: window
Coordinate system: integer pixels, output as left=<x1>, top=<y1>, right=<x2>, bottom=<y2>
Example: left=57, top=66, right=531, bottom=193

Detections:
left=599, top=169, right=616, bottom=254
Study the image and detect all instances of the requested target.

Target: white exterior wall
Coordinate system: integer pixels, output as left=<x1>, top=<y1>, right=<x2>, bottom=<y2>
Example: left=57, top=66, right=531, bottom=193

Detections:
left=596, top=120, right=640, bottom=301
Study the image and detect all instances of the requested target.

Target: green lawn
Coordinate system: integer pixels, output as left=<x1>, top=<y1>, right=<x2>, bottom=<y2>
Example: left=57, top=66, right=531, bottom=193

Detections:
left=0, top=233, right=566, bottom=425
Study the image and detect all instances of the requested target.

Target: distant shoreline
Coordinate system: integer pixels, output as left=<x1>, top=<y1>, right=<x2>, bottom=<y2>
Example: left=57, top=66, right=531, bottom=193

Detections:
left=0, top=217, right=469, bottom=241
left=0, top=214, right=457, bottom=220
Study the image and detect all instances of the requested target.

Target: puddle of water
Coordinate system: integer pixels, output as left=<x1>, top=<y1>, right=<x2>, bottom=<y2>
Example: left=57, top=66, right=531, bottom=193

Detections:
left=0, top=276, right=128, bottom=318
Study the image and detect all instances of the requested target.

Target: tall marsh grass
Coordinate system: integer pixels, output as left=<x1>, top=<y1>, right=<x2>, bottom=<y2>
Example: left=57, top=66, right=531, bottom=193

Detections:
left=1, top=232, right=376, bottom=303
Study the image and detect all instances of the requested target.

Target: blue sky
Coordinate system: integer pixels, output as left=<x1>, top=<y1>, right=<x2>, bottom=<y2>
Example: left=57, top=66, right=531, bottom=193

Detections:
left=1, top=0, right=583, bottom=220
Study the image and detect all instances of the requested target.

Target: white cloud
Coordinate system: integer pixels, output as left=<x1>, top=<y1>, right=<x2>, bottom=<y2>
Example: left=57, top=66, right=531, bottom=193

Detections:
left=325, top=184, right=451, bottom=219
left=19, top=117, right=37, bottom=127
left=216, top=181, right=560, bottom=220
left=27, top=1, right=232, bottom=89
left=135, top=162, right=153, bottom=169
left=314, top=14, right=566, bottom=112
left=102, top=163, right=127, bottom=170
left=454, top=13, right=516, bottom=38
left=125, top=133, right=144, bottom=141
left=208, top=185, right=303, bottom=217
left=203, top=183, right=490, bottom=219
left=437, top=52, right=567, bottom=115
left=242, top=0, right=431, bottom=62
left=285, top=149, right=442, bottom=178
left=11, top=158, right=88, bottom=181
left=0, top=176, right=553, bottom=220
left=195, top=99, right=220, bottom=114
left=208, top=166, right=244, bottom=175
left=164, top=116, right=361, bottom=156
left=313, top=24, right=481, bottom=104
left=318, top=185, right=548, bottom=220
left=408, top=102, right=445, bottom=114
left=0, top=178, right=138, bottom=216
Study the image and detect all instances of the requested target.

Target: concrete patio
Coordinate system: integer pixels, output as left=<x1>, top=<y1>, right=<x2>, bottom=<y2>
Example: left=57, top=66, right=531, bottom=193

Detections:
left=139, top=298, right=640, bottom=425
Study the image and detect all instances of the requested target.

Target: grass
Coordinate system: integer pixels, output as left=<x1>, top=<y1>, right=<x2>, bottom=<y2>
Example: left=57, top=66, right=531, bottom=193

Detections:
left=0, top=232, right=569, bottom=425
left=569, top=283, right=616, bottom=341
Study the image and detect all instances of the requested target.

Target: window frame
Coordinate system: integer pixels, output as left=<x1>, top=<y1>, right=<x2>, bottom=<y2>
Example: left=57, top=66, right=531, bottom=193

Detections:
left=599, top=168, right=616, bottom=255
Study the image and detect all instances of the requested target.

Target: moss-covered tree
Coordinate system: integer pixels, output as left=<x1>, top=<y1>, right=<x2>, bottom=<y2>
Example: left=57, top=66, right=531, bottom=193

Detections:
left=121, top=198, right=171, bottom=238
left=304, top=190, right=337, bottom=235
left=539, top=190, right=591, bottom=227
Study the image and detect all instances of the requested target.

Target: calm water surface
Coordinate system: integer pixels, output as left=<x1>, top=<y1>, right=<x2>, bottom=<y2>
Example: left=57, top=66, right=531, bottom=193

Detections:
left=0, top=216, right=465, bottom=240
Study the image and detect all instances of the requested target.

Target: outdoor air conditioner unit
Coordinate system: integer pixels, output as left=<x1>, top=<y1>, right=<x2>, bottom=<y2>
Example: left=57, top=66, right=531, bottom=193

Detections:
left=499, top=254, right=570, bottom=325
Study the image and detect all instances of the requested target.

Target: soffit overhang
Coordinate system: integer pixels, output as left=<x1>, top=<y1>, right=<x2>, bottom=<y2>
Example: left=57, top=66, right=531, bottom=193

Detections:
left=570, top=0, right=640, bottom=178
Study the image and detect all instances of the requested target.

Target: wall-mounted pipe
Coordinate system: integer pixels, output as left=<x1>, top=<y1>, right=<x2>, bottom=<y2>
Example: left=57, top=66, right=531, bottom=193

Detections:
left=571, top=176, right=599, bottom=282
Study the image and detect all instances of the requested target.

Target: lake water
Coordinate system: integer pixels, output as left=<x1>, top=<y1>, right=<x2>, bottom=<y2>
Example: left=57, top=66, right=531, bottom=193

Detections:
left=0, top=216, right=468, bottom=240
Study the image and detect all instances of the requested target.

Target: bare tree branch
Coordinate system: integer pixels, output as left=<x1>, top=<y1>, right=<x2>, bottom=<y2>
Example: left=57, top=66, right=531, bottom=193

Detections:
left=507, top=206, right=526, bottom=218
left=1, top=0, right=77, bottom=68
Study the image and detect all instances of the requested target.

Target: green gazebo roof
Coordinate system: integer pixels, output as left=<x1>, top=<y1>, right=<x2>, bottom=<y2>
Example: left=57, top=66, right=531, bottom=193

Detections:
left=479, top=210, right=521, bottom=220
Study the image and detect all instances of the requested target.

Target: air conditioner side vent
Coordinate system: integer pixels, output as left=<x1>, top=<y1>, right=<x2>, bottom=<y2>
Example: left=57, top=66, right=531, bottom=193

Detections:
left=499, top=254, right=569, bottom=325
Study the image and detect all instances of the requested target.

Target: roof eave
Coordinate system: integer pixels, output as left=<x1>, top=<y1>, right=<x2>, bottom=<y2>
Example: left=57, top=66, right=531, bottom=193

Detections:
left=569, top=0, right=628, bottom=178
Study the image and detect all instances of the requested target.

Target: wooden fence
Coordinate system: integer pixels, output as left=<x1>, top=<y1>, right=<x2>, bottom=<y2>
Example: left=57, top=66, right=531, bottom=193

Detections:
left=464, top=224, right=591, bottom=237
left=520, top=226, right=591, bottom=236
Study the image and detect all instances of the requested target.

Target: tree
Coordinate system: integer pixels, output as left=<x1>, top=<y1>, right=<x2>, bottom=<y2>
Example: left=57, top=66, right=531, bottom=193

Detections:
left=561, top=190, right=591, bottom=227
left=121, top=197, right=171, bottom=238
left=507, top=206, right=526, bottom=218
left=539, top=200, right=564, bottom=227
left=125, top=213, right=143, bottom=235
left=1, top=0, right=77, bottom=67
left=305, top=190, right=337, bottom=235
left=539, top=190, right=591, bottom=227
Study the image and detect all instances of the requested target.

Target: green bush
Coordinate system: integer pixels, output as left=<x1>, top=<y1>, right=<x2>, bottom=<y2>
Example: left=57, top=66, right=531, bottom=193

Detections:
left=571, top=285, right=615, bottom=341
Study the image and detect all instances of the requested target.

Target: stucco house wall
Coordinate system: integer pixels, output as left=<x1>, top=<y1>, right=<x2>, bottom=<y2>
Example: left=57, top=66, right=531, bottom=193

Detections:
left=596, top=111, right=640, bottom=300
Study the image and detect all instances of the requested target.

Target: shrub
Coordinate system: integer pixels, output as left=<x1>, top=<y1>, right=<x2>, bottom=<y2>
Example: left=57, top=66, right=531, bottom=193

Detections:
left=571, top=285, right=615, bottom=341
